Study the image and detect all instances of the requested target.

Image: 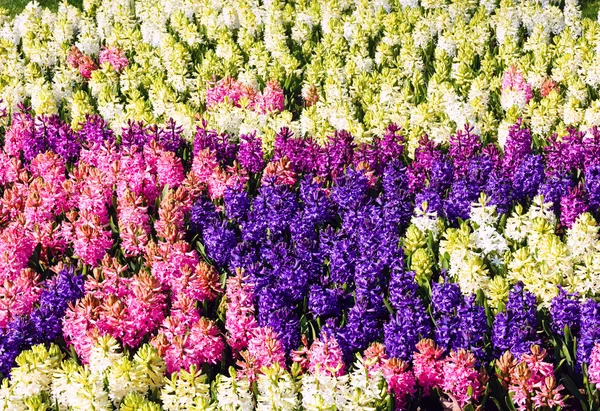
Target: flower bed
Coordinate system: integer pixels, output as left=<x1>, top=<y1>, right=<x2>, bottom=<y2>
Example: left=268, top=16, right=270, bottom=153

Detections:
left=2, top=0, right=600, bottom=410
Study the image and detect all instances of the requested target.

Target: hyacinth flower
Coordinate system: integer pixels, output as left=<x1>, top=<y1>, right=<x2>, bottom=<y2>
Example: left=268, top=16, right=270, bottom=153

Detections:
left=493, top=346, right=565, bottom=411
left=500, top=66, right=533, bottom=112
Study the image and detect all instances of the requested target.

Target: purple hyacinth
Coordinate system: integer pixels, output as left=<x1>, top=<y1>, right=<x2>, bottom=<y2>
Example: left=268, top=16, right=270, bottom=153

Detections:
left=237, top=131, right=265, bottom=173
left=331, top=168, right=369, bottom=212
left=415, top=188, right=443, bottom=214
left=384, top=304, right=432, bottom=361
left=224, top=188, right=250, bottom=221
left=189, top=196, right=219, bottom=234
left=121, top=120, right=151, bottom=149
left=1, top=266, right=83, bottom=377
left=429, top=157, right=454, bottom=192
left=193, top=121, right=236, bottom=162
left=155, top=118, right=184, bottom=152
left=0, top=317, right=37, bottom=377
left=449, top=125, right=482, bottom=179
left=560, top=184, right=588, bottom=228
left=484, top=171, right=513, bottom=215
left=550, top=288, right=581, bottom=336
left=407, top=135, right=443, bottom=193
left=202, top=221, right=237, bottom=267
left=377, top=123, right=405, bottom=169
left=501, top=120, right=532, bottom=176
left=382, top=160, right=413, bottom=228
left=319, top=130, right=356, bottom=179
left=444, top=179, right=479, bottom=222
left=512, top=154, right=544, bottom=200
left=491, top=283, right=540, bottom=357
left=256, top=289, right=300, bottom=353
left=299, top=176, right=334, bottom=226
left=544, top=130, right=585, bottom=176
left=77, top=114, right=115, bottom=146
left=539, top=174, right=574, bottom=213
left=583, top=128, right=600, bottom=169
left=466, top=155, right=494, bottom=188
left=578, top=298, right=600, bottom=366
left=585, top=161, right=600, bottom=212
left=308, top=285, right=348, bottom=318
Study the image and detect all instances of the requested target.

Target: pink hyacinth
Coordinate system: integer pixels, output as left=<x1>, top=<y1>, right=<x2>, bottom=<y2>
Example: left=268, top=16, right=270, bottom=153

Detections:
left=205, top=77, right=257, bottom=109
left=413, top=339, right=444, bottom=395
left=307, top=334, right=346, bottom=377
left=86, top=256, right=167, bottom=348
left=0, top=221, right=35, bottom=281
left=117, top=189, right=151, bottom=256
left=255, top=80, right=285, bottom=114
left=225, top=270, right=258, bottom=352
left=99, top=46, right=129, bottom=72
left=588, top=343, right=600, bottom=385
left=508, top=346, right=565, bottom=411
left=500, top=66, right=533, bottom=111
left=153, top=188, right=192, bottom=243
left=238, top=326, right=286, bottom=382
left=146, top=240, right=199, bottom=287
left=78, top=55, right=98, bottom=80
left=440, top=349, right=484, bottom=408
left=3, top=110, right=32, bottom=157
left=262, top=158, right=297, bottom=186
left=152, top=315, right=224, bottom=374
left=72, top=212, right=113, bottom=266
left=383, top=359, right=417, bottom=411
left=170, top=261, right=222, bottom=302
left=69, top=46, right=99, bottom=79
left=62, top=294, right=101, bottom=363
left=363, top=343, right=416, bottom=410
left=116, top=148, right=159, bottom=203
left=0, top=268, right=42, bottom=328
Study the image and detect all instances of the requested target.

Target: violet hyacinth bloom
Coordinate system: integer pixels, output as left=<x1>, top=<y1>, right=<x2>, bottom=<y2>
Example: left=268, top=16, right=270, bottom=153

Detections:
left=415, top=188, right=443, bottom=215
left=189, top=196, right=219, bottom=234
left=429, top=157, right=454, bottom=192
left=585, top=161, right=600, bottom=212
left=382, top=160, right=414, bottom=228
left=501, top=120, right=532, bottom=176
left=77, top=114, right=115, bottom=146
left=237, top=131, right=265, bottom=173
left=578, top=298, right=600, bottom=366
left=384, top=269, right=432, bottom=361
left=444, top=179, right=479, bottom=222
left=484, top=171, right=513, bottom=214
left=318, top=130, right=356, bottom=179
left=512, top=154, right=544, bottom=201
left=154, top=118, right=183, bottom=152
left=539, top=174, right=574, bottom=213
left=431, top=283, right=488, bottom=362
left=449, top=126, right=482, bottom=179
left=550, top=288, right=581, bottom=337
left=121, top=120, right=150, bottom=149
left=544, top=130, right=585, bottom=176
left=224, top=188, right=251, bottom=221
left=560, top=184, right=588, bottom=228
left=491, top=283, right=540, bottom=357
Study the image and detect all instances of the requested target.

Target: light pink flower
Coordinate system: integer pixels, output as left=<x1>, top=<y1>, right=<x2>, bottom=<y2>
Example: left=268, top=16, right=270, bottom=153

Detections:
left=225, top=271, right=258, bottom=352
left=99, top=46, right=129, bottom=72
